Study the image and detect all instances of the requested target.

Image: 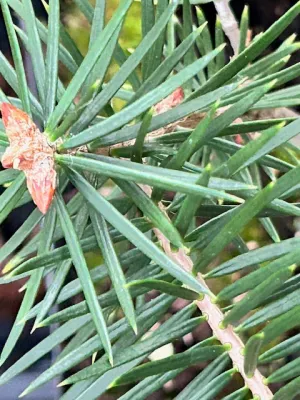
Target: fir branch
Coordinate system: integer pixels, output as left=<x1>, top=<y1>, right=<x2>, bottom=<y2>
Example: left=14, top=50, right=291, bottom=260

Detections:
left=142, top=185, right=273, bottom=399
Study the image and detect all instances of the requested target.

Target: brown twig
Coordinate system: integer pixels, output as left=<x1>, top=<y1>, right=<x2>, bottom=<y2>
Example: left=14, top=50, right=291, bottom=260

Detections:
left=213, top=0, right=240, bottom=55
left=141, top=185, right=273, bottom=399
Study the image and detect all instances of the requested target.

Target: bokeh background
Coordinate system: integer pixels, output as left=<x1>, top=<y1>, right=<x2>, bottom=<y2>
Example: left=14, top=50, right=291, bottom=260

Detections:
left=0, top=1, right=299, bottom=399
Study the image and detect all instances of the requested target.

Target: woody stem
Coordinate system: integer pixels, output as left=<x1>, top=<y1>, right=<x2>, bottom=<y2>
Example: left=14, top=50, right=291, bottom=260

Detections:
left=213, top=0, right=240, bottom=55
